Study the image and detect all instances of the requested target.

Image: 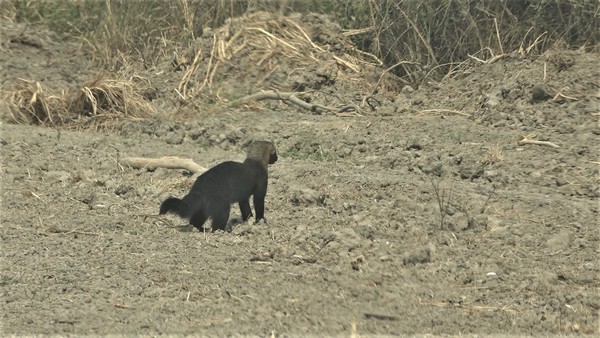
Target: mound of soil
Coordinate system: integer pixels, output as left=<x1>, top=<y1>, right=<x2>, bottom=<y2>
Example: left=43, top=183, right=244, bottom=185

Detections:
left=1, top=12, right=599, bottom=337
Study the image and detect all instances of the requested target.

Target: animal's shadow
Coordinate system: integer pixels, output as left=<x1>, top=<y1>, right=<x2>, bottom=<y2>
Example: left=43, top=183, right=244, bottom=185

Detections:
left=174, top=217, right=249, bottom=233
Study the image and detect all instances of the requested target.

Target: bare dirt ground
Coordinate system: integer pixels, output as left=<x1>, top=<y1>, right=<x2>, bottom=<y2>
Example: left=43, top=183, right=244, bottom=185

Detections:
left=1, top=12, right=599, bottom=337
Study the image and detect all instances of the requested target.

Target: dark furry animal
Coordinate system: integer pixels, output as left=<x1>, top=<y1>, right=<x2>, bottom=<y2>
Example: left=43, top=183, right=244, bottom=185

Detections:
left=160, top=141, right=277, bottom=231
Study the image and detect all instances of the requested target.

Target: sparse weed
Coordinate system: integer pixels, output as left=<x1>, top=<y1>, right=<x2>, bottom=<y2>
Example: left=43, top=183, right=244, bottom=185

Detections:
left=427, top=175, right=454, bottom=229
left=282, top=140, right=334, bottom=162
left=482, top=144, right=504, bottom=165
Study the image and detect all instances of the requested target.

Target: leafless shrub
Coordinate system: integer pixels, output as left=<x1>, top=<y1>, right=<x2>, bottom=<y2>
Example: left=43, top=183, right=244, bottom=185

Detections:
left=428, top=175, right=454, bottom=229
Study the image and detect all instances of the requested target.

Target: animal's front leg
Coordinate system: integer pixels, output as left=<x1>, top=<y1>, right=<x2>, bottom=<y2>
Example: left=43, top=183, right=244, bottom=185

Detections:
left=253, top=195, right=266, bottom=223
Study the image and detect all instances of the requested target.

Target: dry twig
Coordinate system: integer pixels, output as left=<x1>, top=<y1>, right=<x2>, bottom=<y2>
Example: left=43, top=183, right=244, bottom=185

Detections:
left=518, top=137, right=560, bottom=149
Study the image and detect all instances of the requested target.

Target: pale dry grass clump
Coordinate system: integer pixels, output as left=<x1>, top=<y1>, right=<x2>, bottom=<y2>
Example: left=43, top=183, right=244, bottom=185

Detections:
left=5, top=79, right=68, bottom=126
left=3, top=73, right=155, bottom=130
left=68, top=73, right=155, bottom=130
left=178, top=11, right=385, bottom=100
left=482, top=144, right=505, bottom=165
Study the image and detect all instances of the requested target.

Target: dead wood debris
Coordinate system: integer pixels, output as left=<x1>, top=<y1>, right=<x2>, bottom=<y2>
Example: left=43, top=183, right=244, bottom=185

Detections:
left=518, top=136, right=560, bottom=149
left=240, top=90, right=361, bottom=115
left=119, top=157, right=207, bottom=174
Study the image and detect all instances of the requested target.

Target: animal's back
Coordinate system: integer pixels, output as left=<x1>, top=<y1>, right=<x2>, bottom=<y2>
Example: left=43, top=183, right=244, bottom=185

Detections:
left=190, top=161, right=260, bottom=203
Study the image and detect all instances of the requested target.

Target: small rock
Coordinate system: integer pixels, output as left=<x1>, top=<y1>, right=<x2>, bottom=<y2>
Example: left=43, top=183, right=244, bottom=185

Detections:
left=483, top=170, right=498, bottom=179
left=45, top=170, right=72, bottom=183
left=406, top=139, right=423, bottom=150
left=485, top=93, right=500, bottom=107
left=115, top=185, right=133, bottom=196
left=401, top=85, right=415, bottom=94
left=336, top=146, right=352, bottom=158
left=530, top=171, right=543, bottom=179
left=459, top=165, right=484, bottom=180
left=545, top=230, right=571, bottom=251
left=164, top=133, right=184, bottom=145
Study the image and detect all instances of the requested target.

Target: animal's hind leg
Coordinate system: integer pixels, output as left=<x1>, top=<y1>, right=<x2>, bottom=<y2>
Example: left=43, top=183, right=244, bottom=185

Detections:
left=239, top=199, right=253, bottom=221
left=189, top=210, right=208, bottom=231
left=211, top=203, right=231, bottom=232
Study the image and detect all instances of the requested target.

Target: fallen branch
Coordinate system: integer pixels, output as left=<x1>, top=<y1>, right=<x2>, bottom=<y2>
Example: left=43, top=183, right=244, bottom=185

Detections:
left=240, top=90, right=360, bottom=115
left=518, top=137, right=560, bottom=149
left=119, top=156, right=207, bottom=174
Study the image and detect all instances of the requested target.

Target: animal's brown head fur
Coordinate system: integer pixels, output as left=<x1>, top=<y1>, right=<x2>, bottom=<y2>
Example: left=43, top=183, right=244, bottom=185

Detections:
left=246, top=141, right=277, bottom=167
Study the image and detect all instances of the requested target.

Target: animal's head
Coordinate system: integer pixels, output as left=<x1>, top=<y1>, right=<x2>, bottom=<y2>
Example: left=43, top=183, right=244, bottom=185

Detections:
left=267, top=143, right=278, bottom=164
left=248, top=141, right=277, bottom=166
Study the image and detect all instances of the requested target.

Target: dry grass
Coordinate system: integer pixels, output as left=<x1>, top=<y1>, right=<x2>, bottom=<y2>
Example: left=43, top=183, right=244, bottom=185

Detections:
left=8, top=0, right=597, bottom=92
left=5, top=79, right=68, bottom=126
left=5, top=0, right=597, bottom=118
left=482, top=144, right=505, bottom=165
left=4, top=73, right=155, bottom=130
left=69, top=73, right=155, bottom=130
left=338, top=0, right=599, bottom=85
left=177, top=11, right=384, bottom=101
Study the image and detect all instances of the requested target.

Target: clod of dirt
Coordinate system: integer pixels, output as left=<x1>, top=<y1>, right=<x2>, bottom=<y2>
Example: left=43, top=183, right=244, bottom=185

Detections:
left=469, top=214, right=489, bottom=230
left=417, top=157, right=443, bottom=177
left=403, top=244, right=435, bottom=265
left=544, top=230, right=572, bottom=251
left=350, top=254, right=365, bottom=271
left=458, top=164, right=484, bottom=180
left=406, top=139, right=423, bottom=151
left=531, top=84, right=554, bottom=102
left=114, top=185, right=134, bottom=196
left=547, top=52, right=576, bottom=72
left=289, top=188, right=327, bottom=206
left=44, top=170, right=72, bottom=183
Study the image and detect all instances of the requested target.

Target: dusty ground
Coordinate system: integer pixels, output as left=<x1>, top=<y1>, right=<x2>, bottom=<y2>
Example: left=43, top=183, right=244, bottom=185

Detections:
left=1, top=12, right=599, bottom=337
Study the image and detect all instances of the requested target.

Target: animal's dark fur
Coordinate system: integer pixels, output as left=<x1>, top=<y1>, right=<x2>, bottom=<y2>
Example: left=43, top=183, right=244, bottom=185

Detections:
left=159, top=141, right=277, bottom=231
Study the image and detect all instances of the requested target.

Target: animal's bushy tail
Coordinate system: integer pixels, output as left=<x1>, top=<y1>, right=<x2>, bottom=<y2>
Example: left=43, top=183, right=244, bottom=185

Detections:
left=159, top=197, right=192, bottom=219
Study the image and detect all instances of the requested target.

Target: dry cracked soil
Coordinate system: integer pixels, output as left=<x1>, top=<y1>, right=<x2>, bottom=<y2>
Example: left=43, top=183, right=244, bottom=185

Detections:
left=1, top=12, right=599, bottom=337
